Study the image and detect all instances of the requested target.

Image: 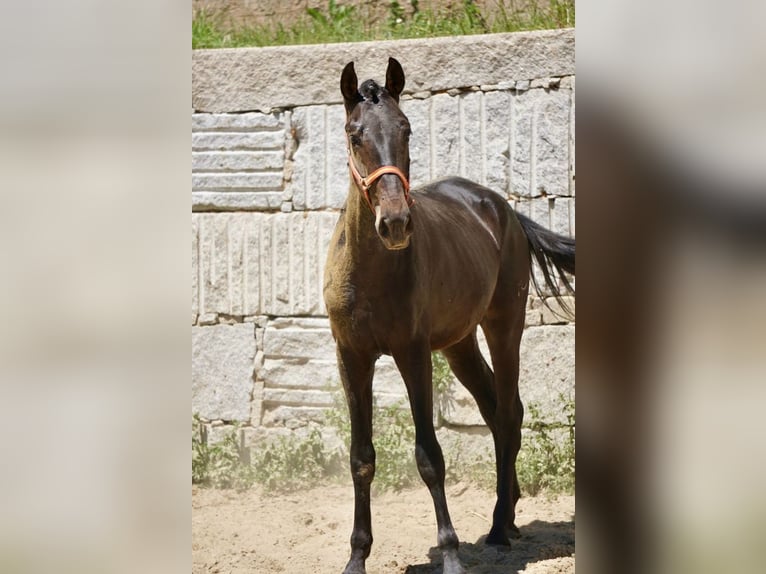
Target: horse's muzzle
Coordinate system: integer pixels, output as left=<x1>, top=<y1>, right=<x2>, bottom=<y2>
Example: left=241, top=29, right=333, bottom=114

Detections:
left=375, top=206, right=413, bottom=250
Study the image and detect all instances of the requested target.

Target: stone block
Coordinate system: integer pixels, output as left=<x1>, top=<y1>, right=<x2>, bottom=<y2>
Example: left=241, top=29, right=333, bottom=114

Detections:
left=193, top=29, right=575, bottom=113
left=192, top=172, right=284, bottom=191
left=195, top=212, right=336, bottom=316
left=460, top=91, right=483, bottom=184
left=372, top=356, right=407, bottom=397
left=203, top=423, right=243, bottom=446
left=325, top=104, right=348, bottom=209
left=192, top=150, right=285, bottom=172
left=510, top=89, right=534, bottom=197
left=191, top=111, right=284, bottom=131
left=192, top=131, right=284, bottom=151
left=518, top=326, right=575, bottom=425
left=439, top=378, right=485, bottom=427
left=251, top=380, right=264, bottom=425
left=192, top=215, right=199, bottom=315
left=288, top=104, right=349, bottom=211
left=569, top=86, right=576, bottom=197
left=436, top=427, right=494, bottom=464
left=533, top=90, right=570, bottom=198
left=262, top=317, right=336, bottom=359
left=550, top=196, right=573, bottom=237
left=400, top=98, right=431, bottom=186
left=192, top=191, right=284, bottom=211
left=515, top=79, right=530, bottom=92
left=260, top=358, right=340, bottom=389
left=192, top=323, right=256, bottom=422
left=262, top=388, right=335, bottom=406
left=540, top=296, right=575, bottom=325
left=432, top=93, right=460, bottom=177
left=569, top=197, right=576, bottom=236
left=261, top=405, right=329, bottom=429
left=303, top=106, right=328, bottom=210
left=530, top=196, right=551, bottom=229
left=483, top=90, right=512, bottom=196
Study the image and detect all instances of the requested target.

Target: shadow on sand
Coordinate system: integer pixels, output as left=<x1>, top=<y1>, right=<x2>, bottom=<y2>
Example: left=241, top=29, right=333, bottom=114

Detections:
left=403, top=519, right=575, bottom=574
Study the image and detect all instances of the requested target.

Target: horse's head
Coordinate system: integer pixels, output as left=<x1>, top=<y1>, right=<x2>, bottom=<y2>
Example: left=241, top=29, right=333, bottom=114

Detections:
left=341, top=58, right=413, bottom=250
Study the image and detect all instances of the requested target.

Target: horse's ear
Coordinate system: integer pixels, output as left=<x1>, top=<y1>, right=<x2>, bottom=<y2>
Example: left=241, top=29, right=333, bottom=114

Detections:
left=340, top=61, right=361, bottom=113
left=385, top=57, right=405, bottom=102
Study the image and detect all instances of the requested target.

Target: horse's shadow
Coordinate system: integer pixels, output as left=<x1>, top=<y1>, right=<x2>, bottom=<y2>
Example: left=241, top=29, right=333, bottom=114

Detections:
left=403, top=519, right=575, bottom=574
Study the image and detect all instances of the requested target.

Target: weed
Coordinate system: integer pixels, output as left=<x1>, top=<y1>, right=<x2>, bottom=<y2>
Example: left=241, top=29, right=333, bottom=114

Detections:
left=442, top=394, right=575, bottom=496
left=192, top=391, right=574, bottom=496
left=192, top=0, right=575, bottom=49
left=370, top=403, right=419, bottom=491
left=432, top=351, right=453, bottom=394
left=444, top=435, right=497, bottom=491
left=193, top=414, right=342, bottom=492
left=192, top=414, right=255, bottom=490
left=250, top=428, right=340, bottom=491
left=325, top=390, right=419, bottom=492
left=516, top=395, right=575, bottom=496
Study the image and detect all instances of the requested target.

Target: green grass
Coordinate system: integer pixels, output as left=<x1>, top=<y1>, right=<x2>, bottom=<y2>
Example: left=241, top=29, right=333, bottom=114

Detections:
left=516, top=396, right=575, bottom=495
left=192, top=0, right=575, bottom=49
left=193, top=388, right=574, bottom=495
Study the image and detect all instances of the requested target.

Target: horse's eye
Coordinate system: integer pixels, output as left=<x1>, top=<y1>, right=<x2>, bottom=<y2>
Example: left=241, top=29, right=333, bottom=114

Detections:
left=350, top=134, right=362, bottom=148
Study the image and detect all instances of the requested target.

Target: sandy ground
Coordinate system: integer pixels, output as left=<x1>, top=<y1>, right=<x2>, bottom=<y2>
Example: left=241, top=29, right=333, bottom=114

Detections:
left=192, top=482, right=574, bottom=573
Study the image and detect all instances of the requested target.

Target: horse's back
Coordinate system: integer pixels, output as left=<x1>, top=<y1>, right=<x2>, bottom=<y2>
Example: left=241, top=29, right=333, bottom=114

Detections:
left=409, top=177, right=520, bottom=347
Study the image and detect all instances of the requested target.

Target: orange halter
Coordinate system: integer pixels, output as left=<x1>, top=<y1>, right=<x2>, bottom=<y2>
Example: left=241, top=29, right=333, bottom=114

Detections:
left=348, top=153, right=414, bottom=215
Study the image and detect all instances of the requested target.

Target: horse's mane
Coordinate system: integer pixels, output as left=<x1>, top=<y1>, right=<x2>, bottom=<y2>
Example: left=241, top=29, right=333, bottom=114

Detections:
left=359, top=79, right=383, bottom=104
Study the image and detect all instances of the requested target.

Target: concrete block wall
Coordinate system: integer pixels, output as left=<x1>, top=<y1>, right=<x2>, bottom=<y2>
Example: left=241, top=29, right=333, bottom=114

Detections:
left=192, top=29, right=575, bottom=453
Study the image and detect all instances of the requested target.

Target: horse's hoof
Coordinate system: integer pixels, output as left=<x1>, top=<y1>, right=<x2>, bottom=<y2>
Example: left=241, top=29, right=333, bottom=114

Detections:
left=485, top=526, right=512, bottom=547
left=342, top=559, right=366, bottom=574
left=442, top=550, right=466, bottom=574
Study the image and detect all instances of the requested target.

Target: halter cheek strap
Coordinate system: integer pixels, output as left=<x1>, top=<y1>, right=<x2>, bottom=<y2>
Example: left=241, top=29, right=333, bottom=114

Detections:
left=348, top=153, right=414, bottom=215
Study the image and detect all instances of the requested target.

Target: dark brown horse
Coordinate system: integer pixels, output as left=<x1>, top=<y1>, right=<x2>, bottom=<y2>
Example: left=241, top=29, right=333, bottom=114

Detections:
left=323, top=58, right=575, bottom=574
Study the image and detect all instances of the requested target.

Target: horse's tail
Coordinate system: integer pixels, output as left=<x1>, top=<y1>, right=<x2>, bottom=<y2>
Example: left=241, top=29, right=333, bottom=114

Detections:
left=516, top=212, right=575, bottom=319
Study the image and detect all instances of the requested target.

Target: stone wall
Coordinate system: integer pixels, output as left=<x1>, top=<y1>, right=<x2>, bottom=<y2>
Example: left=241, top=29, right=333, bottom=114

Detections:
left=192, top=29, right=575, bottom=453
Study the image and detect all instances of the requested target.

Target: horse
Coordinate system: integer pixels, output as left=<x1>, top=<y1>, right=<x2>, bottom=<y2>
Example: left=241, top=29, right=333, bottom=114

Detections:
left=323, top=57, right=575, bottom=574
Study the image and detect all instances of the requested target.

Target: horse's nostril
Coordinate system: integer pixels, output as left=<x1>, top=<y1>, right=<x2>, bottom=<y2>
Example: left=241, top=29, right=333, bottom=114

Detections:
left=379, top=219, right=391, bottom=239
left=404, top=214, right=413, bottom=234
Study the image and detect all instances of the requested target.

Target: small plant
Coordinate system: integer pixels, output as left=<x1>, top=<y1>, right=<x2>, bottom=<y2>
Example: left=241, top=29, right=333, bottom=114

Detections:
left=444, top=435, right=497, bottom=491
left=193, top=414, right=341, bottom=492
left=442, top=394, right=575, bottom=496
left=432, top=351, right=453, bottom=394
left=192, top=414, right=255, bottom=490
left=251, top=428, right=339, bottom=491
left=325, top=390, right=419, bottom=492
left=192, top=390, right=574, bottom=495
left=192, top=0, right=575, bottom=49
left=516, top=395, right=575, bottom=495
left=371, top=402, right=419, bottom=491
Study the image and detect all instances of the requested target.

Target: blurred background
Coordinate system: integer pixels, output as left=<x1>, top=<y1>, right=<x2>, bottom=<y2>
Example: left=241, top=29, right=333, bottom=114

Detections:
left=0, top=0, right=764, bottom=573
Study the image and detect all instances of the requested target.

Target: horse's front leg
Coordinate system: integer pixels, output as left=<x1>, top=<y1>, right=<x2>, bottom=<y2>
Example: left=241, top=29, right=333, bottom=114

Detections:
left=394, top=341, right=465, bottom=574
left=336, top=345, right=376, bottom=574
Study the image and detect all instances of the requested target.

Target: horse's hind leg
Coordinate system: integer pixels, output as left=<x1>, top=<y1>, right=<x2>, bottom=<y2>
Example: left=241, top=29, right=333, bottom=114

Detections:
left=441, top=331, right=497, bottom=433
left=481, top=280, right=528, bottom=546
left=441, top=331, right=522, bottom=540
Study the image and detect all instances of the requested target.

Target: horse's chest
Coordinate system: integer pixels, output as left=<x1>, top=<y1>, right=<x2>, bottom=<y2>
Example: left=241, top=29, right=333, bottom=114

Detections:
left=325, top=279, right=409, bottom=350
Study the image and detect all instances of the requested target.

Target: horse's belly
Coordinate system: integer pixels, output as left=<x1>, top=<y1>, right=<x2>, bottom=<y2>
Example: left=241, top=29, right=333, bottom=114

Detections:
left=428, top=289, right=493, bottom=350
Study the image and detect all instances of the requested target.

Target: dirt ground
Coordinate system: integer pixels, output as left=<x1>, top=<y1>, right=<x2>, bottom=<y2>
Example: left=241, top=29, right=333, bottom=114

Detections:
left=192, top=482, right=574, bottom=573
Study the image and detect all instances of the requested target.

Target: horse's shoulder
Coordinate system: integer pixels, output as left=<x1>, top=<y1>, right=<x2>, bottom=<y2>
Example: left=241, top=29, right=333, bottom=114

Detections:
left=414, top=176, right=505, bottom=206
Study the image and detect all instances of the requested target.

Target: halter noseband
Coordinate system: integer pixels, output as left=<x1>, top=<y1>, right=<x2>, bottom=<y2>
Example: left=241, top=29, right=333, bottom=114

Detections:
left=348, top=153, right=414, bottom=215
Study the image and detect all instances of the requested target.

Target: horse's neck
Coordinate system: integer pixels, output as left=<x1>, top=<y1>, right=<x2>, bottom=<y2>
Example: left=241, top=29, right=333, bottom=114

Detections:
left=342, top=183, right=406, bottom=272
